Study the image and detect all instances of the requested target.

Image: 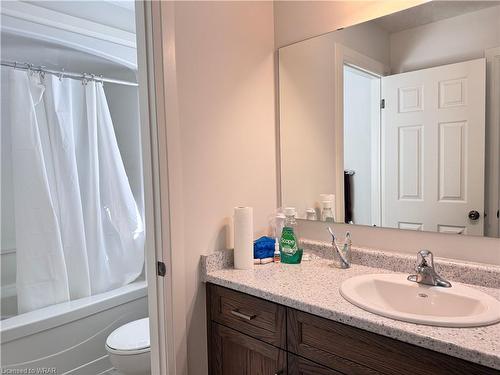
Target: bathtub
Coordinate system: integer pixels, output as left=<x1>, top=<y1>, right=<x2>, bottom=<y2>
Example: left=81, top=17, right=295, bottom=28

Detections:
left=0, top=280, right=148, bottom=375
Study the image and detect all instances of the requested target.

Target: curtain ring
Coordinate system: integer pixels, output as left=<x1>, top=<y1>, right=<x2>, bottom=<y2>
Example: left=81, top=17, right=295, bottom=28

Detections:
left=14, top=61, right=18, bottom=70
left=99, top=75, right=104, bottom=85
left=39, top=66, right=46, bottom=81
left=59, top=69, right=65, bottom=81
left=81, top=73, right=88, bottom=86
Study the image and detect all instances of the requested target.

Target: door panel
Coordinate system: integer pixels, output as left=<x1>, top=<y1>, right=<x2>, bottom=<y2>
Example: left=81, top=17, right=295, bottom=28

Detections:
left=382, top=59, right=486, bottom=235
left=288, top=353, right=344, bottom=375
left=210, top=322, right=286, bottom=375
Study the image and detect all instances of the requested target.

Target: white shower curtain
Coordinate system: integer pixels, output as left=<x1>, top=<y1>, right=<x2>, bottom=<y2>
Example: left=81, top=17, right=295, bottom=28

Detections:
left=8, top=69, right=145, bottom=313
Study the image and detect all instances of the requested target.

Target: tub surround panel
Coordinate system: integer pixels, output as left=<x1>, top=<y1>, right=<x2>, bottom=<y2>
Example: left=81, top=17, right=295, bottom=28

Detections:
left=201, top=250, right=500, bottom=369
left=1, top=280, right=147, bottom=343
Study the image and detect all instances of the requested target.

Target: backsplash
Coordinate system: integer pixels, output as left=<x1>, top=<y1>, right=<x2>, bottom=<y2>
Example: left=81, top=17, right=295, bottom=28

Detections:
left=302, top=239, right=500, bottom=288
left=200, top=239, right=500, bottom=289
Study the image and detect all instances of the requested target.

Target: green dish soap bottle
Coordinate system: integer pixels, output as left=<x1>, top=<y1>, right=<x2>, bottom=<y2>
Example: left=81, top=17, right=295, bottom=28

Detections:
left=280, top=207, right=303, bottom=264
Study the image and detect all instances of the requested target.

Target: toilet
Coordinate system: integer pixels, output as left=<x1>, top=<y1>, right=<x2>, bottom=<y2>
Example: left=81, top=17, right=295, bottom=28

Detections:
left=106, top=317, right=151, bottom=375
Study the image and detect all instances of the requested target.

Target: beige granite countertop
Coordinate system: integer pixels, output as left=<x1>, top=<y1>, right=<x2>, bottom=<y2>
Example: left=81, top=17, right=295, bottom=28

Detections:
left=203, top=255, right=500, bottom=370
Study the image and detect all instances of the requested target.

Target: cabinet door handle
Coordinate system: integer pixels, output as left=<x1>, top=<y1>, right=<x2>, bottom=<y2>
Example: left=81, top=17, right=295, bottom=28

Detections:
left=230, top=309, right=256, bottom=321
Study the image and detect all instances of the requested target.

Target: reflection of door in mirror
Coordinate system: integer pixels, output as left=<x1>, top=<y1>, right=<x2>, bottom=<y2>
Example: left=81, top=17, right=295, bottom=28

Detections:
left=382, top=59, right=486, bottom=236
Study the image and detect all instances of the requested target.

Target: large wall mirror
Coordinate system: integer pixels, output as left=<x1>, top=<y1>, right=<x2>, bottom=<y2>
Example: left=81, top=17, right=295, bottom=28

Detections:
left=279, top=1, right=500, bottom=238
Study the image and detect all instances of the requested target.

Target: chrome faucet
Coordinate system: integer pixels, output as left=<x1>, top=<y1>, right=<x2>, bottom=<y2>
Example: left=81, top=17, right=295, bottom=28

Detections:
left=407, top=250, right=451, bottom=288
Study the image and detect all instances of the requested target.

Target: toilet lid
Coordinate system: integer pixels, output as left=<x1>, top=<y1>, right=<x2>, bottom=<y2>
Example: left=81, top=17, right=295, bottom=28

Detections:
left=106, top=317, right=150, bottom=351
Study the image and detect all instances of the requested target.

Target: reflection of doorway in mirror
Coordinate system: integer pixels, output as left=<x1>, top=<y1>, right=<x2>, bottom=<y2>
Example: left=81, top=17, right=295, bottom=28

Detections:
left=485, top=46, right=500, bottom=238
left=381, top=59, right=486, bottom=236
left=343, top=65, right=381, bottom=227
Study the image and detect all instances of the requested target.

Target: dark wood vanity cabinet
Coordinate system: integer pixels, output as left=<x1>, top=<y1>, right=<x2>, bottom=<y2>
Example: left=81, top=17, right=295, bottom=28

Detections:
left=287, top=309, right=497, bottom=375
left=288, top=354, right=343, bottom=375
left=207, top=283, right=499, bottom=375
left=208, top=281, right=286, bottom=349
left=207, top=283, right=287, bottom=375
left=210, top=322, right=287, bottom=375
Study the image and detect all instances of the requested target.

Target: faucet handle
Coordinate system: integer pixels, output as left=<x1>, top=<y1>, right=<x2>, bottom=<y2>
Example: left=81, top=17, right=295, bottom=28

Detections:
left=416, top=249, right=434, bottom=268
left=409, top=250, right=452, bottom=288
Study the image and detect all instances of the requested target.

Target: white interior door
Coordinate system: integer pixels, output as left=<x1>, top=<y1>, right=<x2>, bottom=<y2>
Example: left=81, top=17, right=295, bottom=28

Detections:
left=382, top=59, right=486, bottom=235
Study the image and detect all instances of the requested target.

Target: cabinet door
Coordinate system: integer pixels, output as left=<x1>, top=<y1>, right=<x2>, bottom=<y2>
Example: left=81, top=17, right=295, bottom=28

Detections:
left=287, top=308, right=497, bottom=375
left=210, top=322, right=287, bottom=375
left=288, top=354, right=343, bottom=375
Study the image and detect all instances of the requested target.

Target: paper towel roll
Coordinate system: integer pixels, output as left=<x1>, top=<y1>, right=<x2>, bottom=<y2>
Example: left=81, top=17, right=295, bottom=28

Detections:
left=233, top=206, right=254, bottom=270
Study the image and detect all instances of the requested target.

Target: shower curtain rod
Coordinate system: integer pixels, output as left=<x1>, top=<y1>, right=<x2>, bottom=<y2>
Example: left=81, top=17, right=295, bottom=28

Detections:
left=1, top=60, right=139, bottom=87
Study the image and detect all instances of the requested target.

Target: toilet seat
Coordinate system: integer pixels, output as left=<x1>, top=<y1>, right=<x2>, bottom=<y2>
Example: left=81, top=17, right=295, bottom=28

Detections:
left=106, top=317, right=150, bottom=355
left=106, top=345, right=150, bottom=356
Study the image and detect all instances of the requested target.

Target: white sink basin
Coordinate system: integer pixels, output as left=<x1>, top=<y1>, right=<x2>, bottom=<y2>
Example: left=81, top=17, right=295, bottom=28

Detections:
left=340, top=274, right=500, bottom=327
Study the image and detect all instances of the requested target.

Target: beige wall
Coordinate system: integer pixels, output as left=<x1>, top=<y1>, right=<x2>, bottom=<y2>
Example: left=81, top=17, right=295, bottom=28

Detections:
left=279, top=35, right=336, bottom=218
left=164, top=1, right=499, bottom=373
left=390, top=5, right=500, bottom=73
left=274, top=0, right=426, bottom=48
left=279, top=21, right=390, bottom=217
left=172, top=2, right=276, bottom=374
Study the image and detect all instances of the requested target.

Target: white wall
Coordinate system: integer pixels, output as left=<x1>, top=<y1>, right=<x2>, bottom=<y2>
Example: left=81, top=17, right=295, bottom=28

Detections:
left=172, top=2, right=276, bottom=374
left=390, top=5, right=500, bottom=73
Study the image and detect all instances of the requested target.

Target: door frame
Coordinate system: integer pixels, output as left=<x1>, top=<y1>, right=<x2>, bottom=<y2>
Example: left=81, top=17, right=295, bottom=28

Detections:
left=136, top=2, right=186, bottom=374
left=485, top=46, right=500, bottom=238
left=135, top=3, right=169, bottom=374
left=333, top=43, right=388, bottom=224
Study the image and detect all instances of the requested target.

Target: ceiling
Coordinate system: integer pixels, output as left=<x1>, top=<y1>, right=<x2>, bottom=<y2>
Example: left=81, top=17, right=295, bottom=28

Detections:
left=24, top=0, right=136, bottom=33
left=1, top=1, right=137, bottom=78
left=1, top=33, right=136, bottom=80
left=373, top=1, right=500, bottom=33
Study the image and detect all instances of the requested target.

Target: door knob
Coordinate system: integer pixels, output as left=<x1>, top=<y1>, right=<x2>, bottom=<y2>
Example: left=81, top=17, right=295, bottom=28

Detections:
left=468, top=210, right=480, bottom=221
